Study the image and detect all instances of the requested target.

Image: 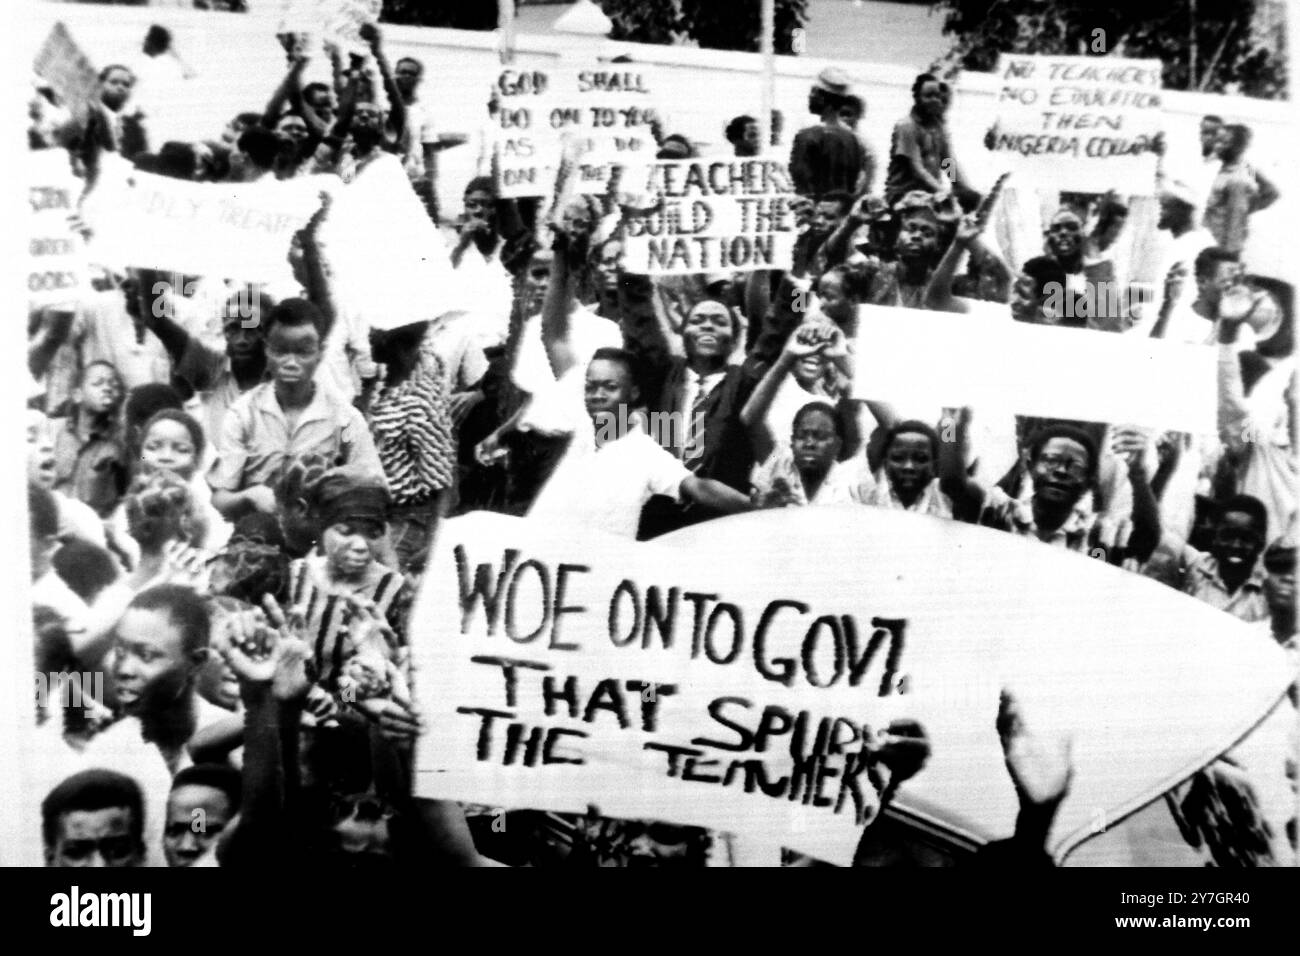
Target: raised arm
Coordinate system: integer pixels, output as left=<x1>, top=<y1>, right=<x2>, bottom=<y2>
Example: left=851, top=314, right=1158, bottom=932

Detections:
left=1111, top=427, right=1161, bottom=563
left=1215, top=284, right=1264, bottom=454
left=294, top=192, right=339, bottom=330
left=359, top=23, right=405, bottom=145
left=923, top=214, right=982, bottom=313
left=937, top=405, right=986, bottom=519
left=28, top=307, right=77, bottom=381
left=819, top=196, right=881, bottom=270
left=212, top=604, right=312, bottom=867
left=262, top=55, right=309, bottom=128
left=134, top=267, right=195, bottom=364
left=740, top=322, right=836, bottom=460
left=540, top=228, right=583, bottom=381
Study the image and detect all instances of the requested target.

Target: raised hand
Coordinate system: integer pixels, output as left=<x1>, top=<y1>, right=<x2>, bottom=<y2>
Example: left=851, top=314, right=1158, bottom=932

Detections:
left=1110, top=425, right=1152, bottom=471
left=850, top=194, right=889, bottom=225
left=355, top=694, right=423, bottom=743
left=756, top=476, right=800, bottom=509
left=954, top=211, right=984, bottom=247
left=785, top=321, right=833, bottom=358
left=214, top=607, right=281, bottom=685
left=474, top=430, right=509, bottom=468
left=343, top=596, right=398, bottom=660
left=358, top=21, right=381, bottom=50
left=997, top=689, right=1072, bottom=809
left=868, top=718, right=931, bottom=785
left=159, top=541, right=211, bottom=591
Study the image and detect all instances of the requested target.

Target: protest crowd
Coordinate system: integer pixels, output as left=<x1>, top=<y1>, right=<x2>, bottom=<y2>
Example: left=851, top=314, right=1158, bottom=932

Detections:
left=21, top=9, right=1298, bottom=869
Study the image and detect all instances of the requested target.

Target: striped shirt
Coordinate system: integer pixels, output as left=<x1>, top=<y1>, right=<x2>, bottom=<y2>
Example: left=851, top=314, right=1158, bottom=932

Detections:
left=287, top=555, right=412, bottom=692
left=368, top=361, right=456, bottom=506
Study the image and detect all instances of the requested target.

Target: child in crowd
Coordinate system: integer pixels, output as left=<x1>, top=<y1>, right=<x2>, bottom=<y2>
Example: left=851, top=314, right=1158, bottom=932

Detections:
left=286, top=472, right=412, bottom=696
left=752, top=401, right=871, bottom=507
left=208, top=298, right=384, bottom=521
left=110, top=408, right=231, bottom=569
left=51, top=360, right=128, bottom=517
left=863, top=420, right=953, bottom=517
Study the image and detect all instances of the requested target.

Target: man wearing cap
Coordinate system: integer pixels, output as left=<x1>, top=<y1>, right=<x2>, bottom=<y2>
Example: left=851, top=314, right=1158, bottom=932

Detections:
left=848, top=191, right=950, bottom=309
left=1136, top=179, right=1217, bottom=339
left=789, top=67, right=866, bottom=199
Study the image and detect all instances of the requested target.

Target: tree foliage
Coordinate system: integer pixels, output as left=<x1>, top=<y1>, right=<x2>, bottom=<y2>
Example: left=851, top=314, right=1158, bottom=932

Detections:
left=381, top=0, right=499, bottom=31
left=599, top=0, right=810, bottom=55
left=934, top=0, right=1286, bottom=99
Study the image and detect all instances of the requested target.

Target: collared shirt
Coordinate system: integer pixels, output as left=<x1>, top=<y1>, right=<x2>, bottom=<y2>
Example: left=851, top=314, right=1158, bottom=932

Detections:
left=529, top=421, right=692, bottom=539
left=51, top=412, right=127, bottom=517
left=863, top=471, right=953, bottom=518
left=678, top=367, right=728, bottom=460
left=752, top=444, right=872, bottom=507
left=979, top=486, right=1098, bottom=553
left=1148, top=535, right=1270, bottom=623
left=208, top=381, right=385, bottom=493
left=1183, top=553, right=1269, bottom=622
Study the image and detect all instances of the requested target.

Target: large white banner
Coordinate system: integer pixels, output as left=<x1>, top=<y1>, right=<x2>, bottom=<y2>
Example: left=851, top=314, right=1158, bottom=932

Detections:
left=620, top=157, right=799, bottom=274
left=492, top=65, right=660, bottom=199
left=412, top=510, right=1291, bottom=865
left=850, top=303, right=1217, bottom=433
left=988, top=54, right=1164, bottom=193
left=85, top=156, right=327, bottom=284
left=316, top=153, right=468, bottom=325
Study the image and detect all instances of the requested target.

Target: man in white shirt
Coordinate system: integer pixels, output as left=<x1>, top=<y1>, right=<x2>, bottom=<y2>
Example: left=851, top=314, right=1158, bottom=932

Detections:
left=529, top=348, right=751, bottom=539
left=80, top=584, right=229, bottom=866
left=395, top=57, right=438, bottom=180
left=1137, top=179, right=1216, bottom=340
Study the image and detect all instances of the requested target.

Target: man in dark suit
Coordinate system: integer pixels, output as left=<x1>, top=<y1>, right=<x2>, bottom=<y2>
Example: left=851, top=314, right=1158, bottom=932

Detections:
left=627, top=298, right=769, bottom=538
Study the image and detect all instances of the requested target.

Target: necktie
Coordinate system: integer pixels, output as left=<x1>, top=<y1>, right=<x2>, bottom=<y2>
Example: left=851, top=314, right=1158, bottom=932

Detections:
left=681, top=378, right=711, bottom=469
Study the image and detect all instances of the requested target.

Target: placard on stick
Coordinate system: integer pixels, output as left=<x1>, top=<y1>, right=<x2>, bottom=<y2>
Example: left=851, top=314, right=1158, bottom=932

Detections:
left=619, top=157, right=798, bottom=274
left=32, top=22, right=99, bottom=124
left=491, top=65, right=660, bottom=199
left=27, top=150, right=88, bottom=310
left=988, top=54, right=1163, bottom=192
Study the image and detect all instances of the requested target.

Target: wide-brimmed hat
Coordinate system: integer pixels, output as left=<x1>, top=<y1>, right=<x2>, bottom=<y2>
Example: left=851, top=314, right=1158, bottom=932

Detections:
left=813, top=67, right=853, bottom=96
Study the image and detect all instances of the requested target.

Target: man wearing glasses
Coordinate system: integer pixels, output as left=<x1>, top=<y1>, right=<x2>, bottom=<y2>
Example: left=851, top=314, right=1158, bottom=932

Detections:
left=940, top=412, right=1161, bottom=567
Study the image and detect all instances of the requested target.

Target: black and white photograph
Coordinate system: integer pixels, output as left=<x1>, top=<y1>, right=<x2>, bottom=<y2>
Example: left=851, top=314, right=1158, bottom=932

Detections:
left=2, top=0, right=1297, bottom=925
